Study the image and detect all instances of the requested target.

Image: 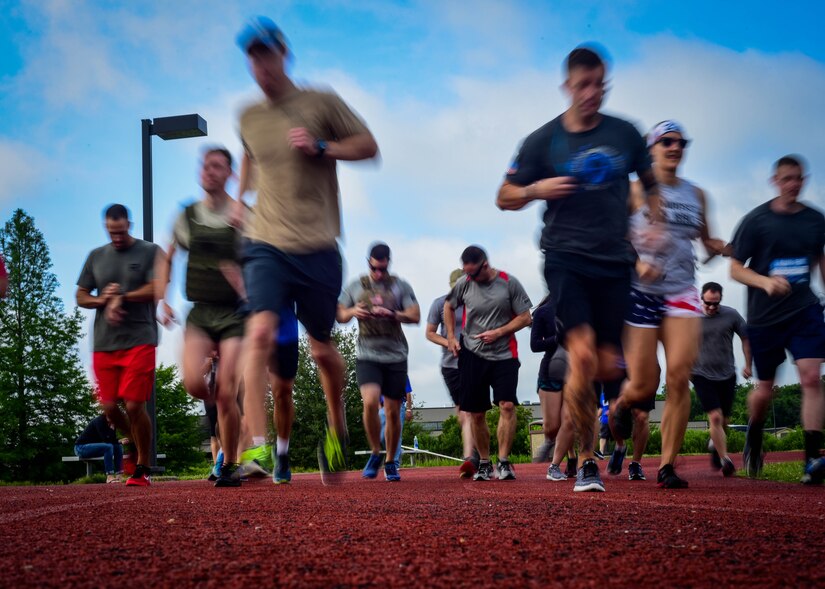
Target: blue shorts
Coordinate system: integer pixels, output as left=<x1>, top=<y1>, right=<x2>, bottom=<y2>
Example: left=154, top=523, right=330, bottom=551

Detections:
left=747, top=304, right=825, bottom=381
left=626, top=287, right=702, bottom=328
left=242, top=240, right=342, bottom=343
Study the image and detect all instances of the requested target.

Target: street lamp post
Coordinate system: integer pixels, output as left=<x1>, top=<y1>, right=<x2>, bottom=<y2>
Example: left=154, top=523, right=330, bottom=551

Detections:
left=141, top=114, right=207, bottom=470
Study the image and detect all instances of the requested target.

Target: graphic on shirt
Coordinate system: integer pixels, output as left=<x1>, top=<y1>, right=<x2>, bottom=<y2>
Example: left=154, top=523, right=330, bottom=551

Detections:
left=769, top=258, right=809, bottom=284
left=564, top=146, right=625, bottom=190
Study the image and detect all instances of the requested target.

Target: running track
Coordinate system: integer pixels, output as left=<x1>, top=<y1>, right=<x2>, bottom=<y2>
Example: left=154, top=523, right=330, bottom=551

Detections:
left=1, top=452, right=822, bottom=588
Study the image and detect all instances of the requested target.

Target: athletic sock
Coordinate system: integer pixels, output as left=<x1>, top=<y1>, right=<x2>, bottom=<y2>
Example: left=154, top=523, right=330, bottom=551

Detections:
left=276, top=437, right=289, bottom=456
left=252, top=436, right=266, bottom=447
left=804, top=430, right=823, bottom=462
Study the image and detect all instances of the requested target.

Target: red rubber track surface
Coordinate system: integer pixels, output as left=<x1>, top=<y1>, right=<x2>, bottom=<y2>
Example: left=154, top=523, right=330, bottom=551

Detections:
left=1, top=452, right=822, bottom=588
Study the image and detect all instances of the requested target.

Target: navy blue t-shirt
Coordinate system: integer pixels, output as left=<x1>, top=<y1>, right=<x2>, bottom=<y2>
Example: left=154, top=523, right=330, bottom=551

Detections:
left=505, top=114, right=650, bottom=275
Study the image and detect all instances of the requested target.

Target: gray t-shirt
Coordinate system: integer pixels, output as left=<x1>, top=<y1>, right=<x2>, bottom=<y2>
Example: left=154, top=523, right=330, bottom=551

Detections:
left=339, top=274, right=417, bottom=363
left=77, top=239, right=159, bottom=352
left=427, top=294, right=463, bottom=369
left=692, top=305, right=747, bottom=380
left=447, top=272, right=532, bottom=361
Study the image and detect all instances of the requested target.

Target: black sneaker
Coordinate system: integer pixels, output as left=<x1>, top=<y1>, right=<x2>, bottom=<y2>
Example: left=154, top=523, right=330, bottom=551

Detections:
left=610, top=402, right=633, bottom=440
left=709, top=440, right=723, bottom=470
left=565, top=455, right=579, bottom=479
left=473, top=460, right=494, bottom=481
left=593, top=449, right=605, bottom=460
left=743, top=422, right=764, bottom=478
left=657, top=464, right=688, bottom=489
left=607, top=446, right=627, bottom=475
left=628, top=461, right=646, bottom=481
left=721, top=456, right=736, bottom=478
left=215, top=463, right=242, bottom=488
left=801, top=457, right=825, bottom=485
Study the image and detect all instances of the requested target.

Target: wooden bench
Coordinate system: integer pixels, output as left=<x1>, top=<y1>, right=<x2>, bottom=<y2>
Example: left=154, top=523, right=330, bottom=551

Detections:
left=62, top=454, right=166, bottom=477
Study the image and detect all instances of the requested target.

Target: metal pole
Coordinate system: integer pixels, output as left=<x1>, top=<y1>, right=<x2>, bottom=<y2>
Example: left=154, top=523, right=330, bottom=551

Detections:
left=141, top=119, right=159, bottom=470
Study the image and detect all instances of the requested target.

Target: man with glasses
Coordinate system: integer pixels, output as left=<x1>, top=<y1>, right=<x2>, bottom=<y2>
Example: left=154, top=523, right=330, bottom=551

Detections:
left=337, top=243, right=420, bottom=482
left=234, top=16, right=378, bottom=480
left=691, top=282, right=752, bottom=477
left=496, top=45, right=661, bottom=492
left=731, top=155, right=825, bottom=484
left=444, top=246, right=532, bottom=482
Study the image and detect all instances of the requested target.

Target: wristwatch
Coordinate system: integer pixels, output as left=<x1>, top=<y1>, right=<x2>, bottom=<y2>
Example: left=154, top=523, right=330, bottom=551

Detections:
left=314, top=139, right=328, bottom=158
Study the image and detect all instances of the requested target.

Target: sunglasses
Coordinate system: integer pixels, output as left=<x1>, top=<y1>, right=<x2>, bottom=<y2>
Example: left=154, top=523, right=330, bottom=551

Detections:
left=702, top=300, right=720, bottom=307
left=657, top=137, right=689, bottom=149
left=368, top=263, right=389, bottom=273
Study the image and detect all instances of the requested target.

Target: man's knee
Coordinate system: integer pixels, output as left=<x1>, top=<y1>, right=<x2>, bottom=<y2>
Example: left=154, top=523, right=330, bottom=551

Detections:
left=310, top=340, right=342, bottom=369
left=708, top=409, right=724, bottom=427
left=798, top=365, right=824, bottom=391
left=499, top=401, right=516, bottom=416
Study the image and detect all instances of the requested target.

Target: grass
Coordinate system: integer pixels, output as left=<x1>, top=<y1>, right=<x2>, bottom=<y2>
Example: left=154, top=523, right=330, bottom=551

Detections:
left=738, top=461, right=806, bottom=483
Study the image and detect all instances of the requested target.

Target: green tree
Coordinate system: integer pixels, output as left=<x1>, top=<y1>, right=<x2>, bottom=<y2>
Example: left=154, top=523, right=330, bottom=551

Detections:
left=280, top=328, right=366, bottom=469
left=154, top=364, right=204, bottom=472
left=0, top=209, right=95, bottom=481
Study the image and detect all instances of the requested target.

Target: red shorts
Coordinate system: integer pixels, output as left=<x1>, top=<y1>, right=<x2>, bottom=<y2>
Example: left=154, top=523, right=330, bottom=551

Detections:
left=93, top=344, right=156, bottom=404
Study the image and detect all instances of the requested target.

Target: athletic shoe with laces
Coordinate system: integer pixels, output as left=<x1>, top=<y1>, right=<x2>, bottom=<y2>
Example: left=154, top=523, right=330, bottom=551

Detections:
left=708, top=439, right=722, bottom=470
left=459, top=458, right=477, bottom=479
left=241, top=444, right=273, bottom=477
left=318, top=428, right=347, bottom=485
left=565, top=455, right=579, bottom=479
left=215, top=463, right=242, bottom=488
left=657, top=463, right=688, bottom=489
left=208, top=449, right=224, bottom=481
left=126, top=465, right=151, bottom=487
left=743, top=421, right=764, bottom=478
left=362, top=453, right=383, bottom=479
left=593, top=449, right=606, bottom=460
left=610, top=402, right=633, bottom=441
left=546, top=463, right=567, bottom=481
left=721, top=456, right=736, bottom=478
left=573, top=459, right=605, bottom=492
left=607, top=445, right=627, bottom=475
left=497, top=460, right=516, bottom=481
left=533, top=439, right=555, bottom=463
left=801, top=457, right=825, bottom=485
left=628, top=461, right=646, bottom=481
left=274, top=452, right=291, bottom=484
left=473, top=460, right=494, bottom=481
left=384, top=461, right=401, bottom=482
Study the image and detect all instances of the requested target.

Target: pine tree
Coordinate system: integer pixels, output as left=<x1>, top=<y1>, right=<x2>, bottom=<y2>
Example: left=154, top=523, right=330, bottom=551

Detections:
left=0, top=209, right=95, bottom=481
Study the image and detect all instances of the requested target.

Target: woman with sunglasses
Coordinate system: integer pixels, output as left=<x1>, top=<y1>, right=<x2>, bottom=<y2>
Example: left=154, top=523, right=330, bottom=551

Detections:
left=611, top=120, right=727, bottom=488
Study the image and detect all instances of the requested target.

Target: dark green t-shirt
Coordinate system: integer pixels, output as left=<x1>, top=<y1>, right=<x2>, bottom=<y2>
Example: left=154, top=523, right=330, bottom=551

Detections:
left=77, top=239, right=159, bottom=352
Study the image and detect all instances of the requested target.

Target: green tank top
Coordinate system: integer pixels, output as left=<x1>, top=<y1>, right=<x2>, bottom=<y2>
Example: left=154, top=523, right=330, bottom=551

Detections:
left=184, top=203, right=239, bottom=305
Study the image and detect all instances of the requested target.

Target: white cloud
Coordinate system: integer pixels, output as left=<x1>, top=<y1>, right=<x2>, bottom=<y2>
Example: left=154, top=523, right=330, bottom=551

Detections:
left=0, top=141, right=47, bottom=203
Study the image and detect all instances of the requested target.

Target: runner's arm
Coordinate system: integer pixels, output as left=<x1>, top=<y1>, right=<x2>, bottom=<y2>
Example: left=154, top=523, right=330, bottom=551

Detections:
left=496, top=178, right=577, bottom=211
left=123, top=280, right=158, bottom=303
left=395, top=302, right=420, bottom=325
left=76, top=287, right=108, bottom=309
left=730, top=258, right=790, bottom=296
left=697, top=188, right=727, bottom=258
left=426, top=322, right=448, bottom=348
left=637, top=169, right=664, bottom=223
left=154, top=241, right=176, bottom=304
left=741, top=337, right=753, bottom=379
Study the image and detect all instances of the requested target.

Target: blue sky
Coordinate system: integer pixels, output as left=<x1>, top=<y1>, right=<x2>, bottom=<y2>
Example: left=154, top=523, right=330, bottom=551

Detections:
left=1, top=0, right=824, bottom=406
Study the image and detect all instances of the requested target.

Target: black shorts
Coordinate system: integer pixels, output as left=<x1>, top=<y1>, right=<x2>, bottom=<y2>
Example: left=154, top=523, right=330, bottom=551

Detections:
left=356, top=359, right=408, bottom=401
left=692, top=374, right=737, bottom=417
left=599, top=421, right=612, bottom=440
left=242, top=240, right=342, bottom=343
left=747, top=304, right=825, bottom=381
left=458, top=343, right=520, bottom=413
left=205, top=402, right=218, bottom=437
left=269, top=339, right=299, bottom=381
left=537, top=354, right=564, bottom=392
left=441, top=367, right=461, bottom=406
left=544, top=263, right=630, bottom=348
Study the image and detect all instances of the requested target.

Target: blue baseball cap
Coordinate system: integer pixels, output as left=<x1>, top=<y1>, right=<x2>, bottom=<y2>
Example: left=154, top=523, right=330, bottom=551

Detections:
left=236, top=16, right=288, bottom=54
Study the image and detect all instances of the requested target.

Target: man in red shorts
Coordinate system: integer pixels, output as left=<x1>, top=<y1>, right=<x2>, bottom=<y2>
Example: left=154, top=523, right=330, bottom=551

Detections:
left=77, top=204, right=160, bottom=487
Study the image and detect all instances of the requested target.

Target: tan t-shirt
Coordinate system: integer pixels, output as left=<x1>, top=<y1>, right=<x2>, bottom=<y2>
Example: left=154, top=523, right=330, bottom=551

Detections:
left=239, top=89, right=370, bottom=253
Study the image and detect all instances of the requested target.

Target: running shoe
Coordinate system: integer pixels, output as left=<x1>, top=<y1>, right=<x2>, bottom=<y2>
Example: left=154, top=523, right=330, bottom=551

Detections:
left=801, top=457, right=825, bottom=485
left=533, top=439, right=555, bottom=463
left=125, top=465, right=151, bottom=487
left=384, top=461, right=401, bottom=482
left=565, top=455, right=579, bottom=479
left=473, top=460, right=494, bottom=481
left=610, top=402, right=633, bottom=440
left=593, top=449, right=605, bottom=460
left=241, top=444, right=273, bottom=476
left=657, top=464, right=688, bottom=489
left=546, top=463, right=567, bottom=481
left=106, top=474, right=122, bottom=484
left=721, top=456, right=736, bottom=478
left=362, top=453, right=383, bottom=479
left=208, top=449, right=224, bottom=481
left=743, top=422, right=764, bottom=478
left=607, top=445, right=627, bottom=475
left=459, top=458, right=477, bottom=479
left=318, top=428, right=347, bottom=485
left=497, top=460, right=516, bottom=481
left=708, top=439, right=722, bottom=470
left=274, top=453, right=291, bottom=484
left=628, top=461, right=646, bottom=481
left=215, top=463, right=242, bottom=488
left=573, top=459, right=605, bottom=492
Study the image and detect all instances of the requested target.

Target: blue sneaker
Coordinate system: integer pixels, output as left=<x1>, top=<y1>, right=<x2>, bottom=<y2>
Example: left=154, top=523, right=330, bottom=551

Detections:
left=384, top=461, right=401, bottom=482
left=573, top=459, right=605, bottom=492
left=362, top=453, right=383, bottom=479
left=208, top=450, right=224, bottom=481
left=802, top=457, right=825, bottom=485
left=274, top=452, right=291, bottom=484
